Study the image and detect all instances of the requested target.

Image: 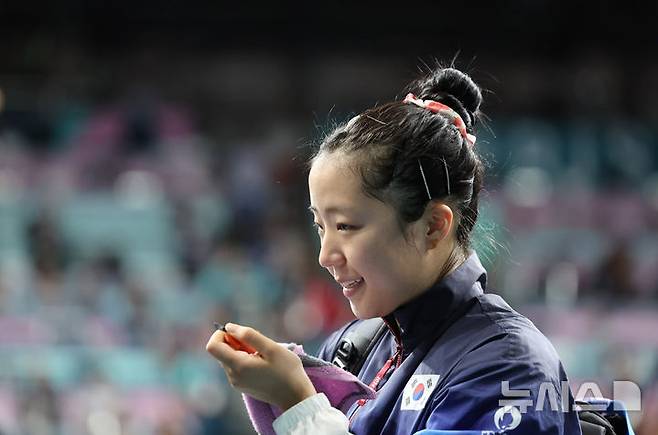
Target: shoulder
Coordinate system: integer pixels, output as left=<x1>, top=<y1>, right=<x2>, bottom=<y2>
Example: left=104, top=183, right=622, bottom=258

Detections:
left=423, top=295, right=580, bottom=433
left=444, top=294, right=559, bottom=371
left=473, top=293, right=564, bottom=376
left=429, top=292, right=566, bottom=388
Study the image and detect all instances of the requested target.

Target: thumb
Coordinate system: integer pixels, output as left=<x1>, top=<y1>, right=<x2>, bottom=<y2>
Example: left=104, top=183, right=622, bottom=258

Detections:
left=225, top=323, right=276, bottom=357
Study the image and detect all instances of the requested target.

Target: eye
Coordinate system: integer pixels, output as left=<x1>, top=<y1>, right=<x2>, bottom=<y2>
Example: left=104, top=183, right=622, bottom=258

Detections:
left=313, top=222, right=324, bottom=234
left=337, top=223, right=356, bottom=231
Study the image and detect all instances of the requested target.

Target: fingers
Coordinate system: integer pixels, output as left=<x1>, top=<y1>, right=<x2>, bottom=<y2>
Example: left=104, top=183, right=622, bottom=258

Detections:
left=205, top=323, right=315, bottom=408
left=224, top=323, right=276, bottom=357
left=206, top=328, right=269, bottom=391
left=205, top=330, right=247, bottom=367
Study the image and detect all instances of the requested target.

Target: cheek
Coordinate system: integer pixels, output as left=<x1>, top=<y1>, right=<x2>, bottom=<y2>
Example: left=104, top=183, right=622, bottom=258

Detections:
left=378, top=241, right=421, bottom=287
left=345, top=234, right=389, bottom=272
left=353, top=236, right=412, bottom=282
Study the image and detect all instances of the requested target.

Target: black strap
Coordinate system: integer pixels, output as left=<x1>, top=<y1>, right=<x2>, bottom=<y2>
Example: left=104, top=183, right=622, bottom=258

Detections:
left=578, top=412, right=616, bottom=435
left=332, top=317, right=387, bottom=375
left=576, top=401, right=619, bottom=435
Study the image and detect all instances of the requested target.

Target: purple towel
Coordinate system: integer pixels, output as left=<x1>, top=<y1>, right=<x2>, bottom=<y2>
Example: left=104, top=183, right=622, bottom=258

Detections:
left=242, top=343, right=376, bottom=435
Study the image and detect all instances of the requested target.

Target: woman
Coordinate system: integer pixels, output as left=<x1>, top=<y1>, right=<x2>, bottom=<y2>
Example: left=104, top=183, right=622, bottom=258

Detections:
left=206, top=66, right=583, bottom=434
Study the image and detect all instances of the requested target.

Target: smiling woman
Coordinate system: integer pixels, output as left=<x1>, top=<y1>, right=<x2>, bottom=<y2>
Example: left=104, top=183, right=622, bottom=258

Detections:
left=206, top=65, right=584, bottom=434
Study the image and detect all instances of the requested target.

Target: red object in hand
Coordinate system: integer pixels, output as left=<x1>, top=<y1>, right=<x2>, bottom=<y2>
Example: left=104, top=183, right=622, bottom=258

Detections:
left=214, top=322, right=258, bottom=354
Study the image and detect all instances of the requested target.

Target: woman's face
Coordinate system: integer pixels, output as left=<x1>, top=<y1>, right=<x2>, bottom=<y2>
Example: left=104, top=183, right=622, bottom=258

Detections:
left=308, top=152, right=427, bottom=318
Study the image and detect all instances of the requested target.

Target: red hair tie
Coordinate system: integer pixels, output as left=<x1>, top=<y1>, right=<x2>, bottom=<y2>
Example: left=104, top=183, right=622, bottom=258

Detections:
left=403, top=93, right=476, bottom=146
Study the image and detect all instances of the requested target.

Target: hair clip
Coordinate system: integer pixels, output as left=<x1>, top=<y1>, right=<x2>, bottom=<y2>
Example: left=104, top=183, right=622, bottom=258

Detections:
left=403, top=93, right=476, bottom=146
left=418, top=157, right=453, bottom=200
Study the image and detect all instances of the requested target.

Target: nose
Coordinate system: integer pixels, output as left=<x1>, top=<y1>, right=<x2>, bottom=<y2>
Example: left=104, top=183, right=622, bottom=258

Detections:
left=318, top=233, right=346, bottom=270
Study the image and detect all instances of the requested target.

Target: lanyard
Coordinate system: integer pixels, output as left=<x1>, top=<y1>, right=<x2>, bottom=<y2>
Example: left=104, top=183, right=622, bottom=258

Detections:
left=349, top=346, right=401, bottom=424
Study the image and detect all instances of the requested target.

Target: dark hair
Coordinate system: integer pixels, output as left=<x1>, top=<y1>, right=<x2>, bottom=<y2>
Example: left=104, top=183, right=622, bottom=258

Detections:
left=311, top=67, right=484, bottom=250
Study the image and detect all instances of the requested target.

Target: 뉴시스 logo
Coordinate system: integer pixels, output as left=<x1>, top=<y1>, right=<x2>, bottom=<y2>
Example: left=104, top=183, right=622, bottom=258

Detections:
left=499, top=380, right=642, bottom=413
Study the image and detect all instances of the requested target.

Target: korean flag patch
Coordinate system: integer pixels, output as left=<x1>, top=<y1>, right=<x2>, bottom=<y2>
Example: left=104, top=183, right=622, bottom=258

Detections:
left=401, top=374, right=440, bottom=411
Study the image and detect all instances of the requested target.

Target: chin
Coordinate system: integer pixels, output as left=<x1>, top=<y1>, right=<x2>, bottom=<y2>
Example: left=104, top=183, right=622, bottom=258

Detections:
left=350, top=302, right=382, bottom=320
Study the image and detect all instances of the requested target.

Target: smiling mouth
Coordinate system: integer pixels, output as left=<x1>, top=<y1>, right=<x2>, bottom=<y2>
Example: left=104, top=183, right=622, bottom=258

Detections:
left=340, top=278, right=364, bottom=289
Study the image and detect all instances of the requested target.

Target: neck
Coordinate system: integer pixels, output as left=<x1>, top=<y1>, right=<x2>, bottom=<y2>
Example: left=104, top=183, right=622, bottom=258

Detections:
left=422, top=243, right=467, bottom=293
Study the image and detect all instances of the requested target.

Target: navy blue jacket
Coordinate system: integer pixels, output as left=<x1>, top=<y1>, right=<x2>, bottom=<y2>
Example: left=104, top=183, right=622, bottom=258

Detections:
left=318, top=253, right=582, bottom=434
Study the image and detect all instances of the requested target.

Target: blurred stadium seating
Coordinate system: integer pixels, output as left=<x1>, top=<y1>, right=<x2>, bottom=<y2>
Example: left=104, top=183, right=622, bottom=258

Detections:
left=0, top=2, right=656, bottom=434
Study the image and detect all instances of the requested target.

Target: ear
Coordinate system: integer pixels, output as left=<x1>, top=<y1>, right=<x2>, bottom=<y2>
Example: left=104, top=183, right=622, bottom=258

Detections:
left=424, top=202, right=454, bottom=250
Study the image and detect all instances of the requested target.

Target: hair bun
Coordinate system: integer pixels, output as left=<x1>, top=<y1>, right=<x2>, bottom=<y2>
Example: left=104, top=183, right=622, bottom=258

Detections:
left=413, top=67, right=482, bottom=128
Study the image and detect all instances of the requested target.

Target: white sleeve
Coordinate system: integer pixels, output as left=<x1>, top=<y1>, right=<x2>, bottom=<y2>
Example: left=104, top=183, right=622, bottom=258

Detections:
left=272, top=393, right=352, bottom=435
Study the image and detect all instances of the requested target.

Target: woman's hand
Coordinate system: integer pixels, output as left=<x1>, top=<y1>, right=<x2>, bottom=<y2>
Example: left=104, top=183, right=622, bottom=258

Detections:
left=205, top=323, right=317, bottom=411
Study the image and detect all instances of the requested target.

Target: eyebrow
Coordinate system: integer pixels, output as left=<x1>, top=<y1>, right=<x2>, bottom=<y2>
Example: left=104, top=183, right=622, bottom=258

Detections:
left=308, top=205, right=351, bottom=215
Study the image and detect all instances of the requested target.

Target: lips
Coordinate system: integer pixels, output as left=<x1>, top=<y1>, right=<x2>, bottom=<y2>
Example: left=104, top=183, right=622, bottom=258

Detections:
left=339, top=277, right=364, bottom=288
left=338, top=277, right=365, bottom=300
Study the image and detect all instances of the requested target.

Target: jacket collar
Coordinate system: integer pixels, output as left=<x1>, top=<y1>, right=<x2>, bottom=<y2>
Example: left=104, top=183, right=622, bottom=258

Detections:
left=384, top=251, right=487, bottom=354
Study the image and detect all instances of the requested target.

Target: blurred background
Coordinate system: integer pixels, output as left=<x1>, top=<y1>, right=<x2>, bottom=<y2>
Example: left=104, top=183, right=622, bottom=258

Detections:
left=0, top=2, right=657, bottom=434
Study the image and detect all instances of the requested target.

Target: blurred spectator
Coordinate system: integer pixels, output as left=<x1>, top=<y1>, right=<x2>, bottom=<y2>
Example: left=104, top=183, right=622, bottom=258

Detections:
left=26, top=212, right=69, bottom=308
left=592, top=239, right=638, bottom=301
left=19, top=378, right=61, bottom=435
